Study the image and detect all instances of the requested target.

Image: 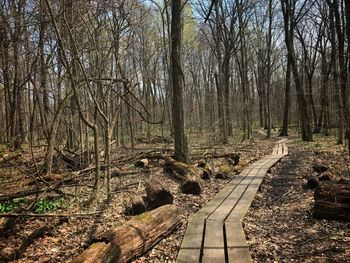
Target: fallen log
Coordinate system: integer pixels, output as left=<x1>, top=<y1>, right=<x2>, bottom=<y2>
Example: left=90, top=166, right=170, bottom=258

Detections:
left=145, top=179, right=173, bottom=208
left=55, top=149, right=90, bottom=170
left=0, top=153, right=22, bottom=163
left=192, top=152, right=240, bottom=161
left=73, top=204, right=182, bottom=263
left=314, top=183, right=350, bottom=204
left=163, top=157, right=202, bottom=195
left=72, top=243, right=120, bottom=263
left=0, top=207, right=22, bottom=235
left=313, top=201, right=350, bottom=221
left=110, top=168, right=141, bottom=178
left=313, top=183, right=350, bottom=221
left=123, top=194, right=146, bottom=216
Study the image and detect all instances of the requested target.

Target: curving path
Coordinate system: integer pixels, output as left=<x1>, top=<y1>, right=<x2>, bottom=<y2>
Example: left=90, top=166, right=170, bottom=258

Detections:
left=177, top=139, right=288, bottom=263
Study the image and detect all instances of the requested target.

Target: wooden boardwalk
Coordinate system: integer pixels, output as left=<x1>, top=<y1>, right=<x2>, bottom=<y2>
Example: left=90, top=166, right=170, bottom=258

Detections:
left=177, top=139, right=288, bottom=263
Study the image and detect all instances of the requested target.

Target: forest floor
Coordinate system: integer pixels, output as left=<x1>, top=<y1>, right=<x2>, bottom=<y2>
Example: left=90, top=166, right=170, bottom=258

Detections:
left=245, top=136, right=350, bottom=263
left=0, top=132, right=349, bottom=262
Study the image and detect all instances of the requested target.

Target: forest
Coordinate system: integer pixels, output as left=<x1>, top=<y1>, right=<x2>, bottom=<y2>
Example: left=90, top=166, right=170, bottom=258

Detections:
left=0, top=0, right=349, bottom=262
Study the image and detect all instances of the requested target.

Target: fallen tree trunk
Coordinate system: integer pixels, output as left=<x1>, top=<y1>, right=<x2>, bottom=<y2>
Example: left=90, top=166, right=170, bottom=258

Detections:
left=145, top=179, right=173, bottom=208
left=313, top=201, right=350, bottom=221
left=313, top=183, right=350, bottom=221
left=73, top=204, right=182, bottom=263
left=163, top=157, right=202, bottom=195
left=192, top=152, right=240, bottom=161
left=314, top=183, right=350, bottom=203
left=110, top=168, right=140, bottom=178
left=55, top=149, right=89, bottom=170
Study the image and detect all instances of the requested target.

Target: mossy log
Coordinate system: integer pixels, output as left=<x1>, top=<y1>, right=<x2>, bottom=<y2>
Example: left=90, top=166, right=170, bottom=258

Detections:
left=145, top=179, right=173, bottom=208
left=73, top=204, right=181, bottom=263
left=163, top=157, right=202, bottom=195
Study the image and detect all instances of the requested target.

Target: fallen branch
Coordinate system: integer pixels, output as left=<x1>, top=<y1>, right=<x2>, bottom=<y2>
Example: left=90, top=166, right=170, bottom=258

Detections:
left=0, top=212, right=102, bottom=218
left=0, top=178, right=74, bottom=202
left=0, top=219, right=64, bottom=261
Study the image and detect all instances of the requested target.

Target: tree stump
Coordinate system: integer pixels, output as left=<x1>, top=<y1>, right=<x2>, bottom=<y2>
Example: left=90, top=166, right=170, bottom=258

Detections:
left=73, top=205, right=182, bottom=263
left=145, top=179, right=173, bottom=209
left=306, top=176, right=319, bottom=189
left=124, top=194, right=146, bottom=216
left=313, top=183, right=350, bottom=221
left=201, top=168, right=212, bottom=180
left=163, top=157, right=202, bottom=195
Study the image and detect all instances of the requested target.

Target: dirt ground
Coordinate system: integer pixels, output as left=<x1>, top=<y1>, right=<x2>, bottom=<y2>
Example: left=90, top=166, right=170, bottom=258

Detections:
left=1, top=133, right=349, bottom=262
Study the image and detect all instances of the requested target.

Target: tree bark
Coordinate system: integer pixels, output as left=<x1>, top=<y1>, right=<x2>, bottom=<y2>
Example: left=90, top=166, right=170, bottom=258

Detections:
left=73, top=205, right=182, bottom=263
left=313, top=183, right=350, bottom=221
left=171, top=0, right=189, bottom=163
left=145, top=179, right=173, bottom=209
left=164, top=157, right=202, bottom=195
left=124, top=194, right=146, bottom=216
left=280, top=56, right=291, bottom=136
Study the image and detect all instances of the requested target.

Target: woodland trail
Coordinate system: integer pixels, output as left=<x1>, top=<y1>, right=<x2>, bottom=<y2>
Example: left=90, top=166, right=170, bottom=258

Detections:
left=177, top=139, right=288, bottom=263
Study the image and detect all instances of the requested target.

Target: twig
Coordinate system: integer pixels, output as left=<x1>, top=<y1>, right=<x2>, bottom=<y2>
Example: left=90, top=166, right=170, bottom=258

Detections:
left=0, top=212, right=102, bottom=218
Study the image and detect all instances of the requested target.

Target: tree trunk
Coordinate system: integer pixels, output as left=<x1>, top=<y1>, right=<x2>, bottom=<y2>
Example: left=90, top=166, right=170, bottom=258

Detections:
left=171, top=0, right=189, bottom=163
left=280, top=56, right=291, bottom=136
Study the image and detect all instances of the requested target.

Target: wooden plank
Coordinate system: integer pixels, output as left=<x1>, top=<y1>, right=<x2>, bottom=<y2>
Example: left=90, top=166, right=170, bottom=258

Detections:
left=278, top=142, right=283, bottom=154
left=180, top=217, right=205, bottom=249
left=207, top=184, right=249, bottom=221
left=227, top=247, right=252, bottom=263
left=194, top=175, right=250, bottom=220
left=177, top=248, right=201, bottom=263
left=226, top=185, right=261, bottom=222
left=202, top=248, right=226, bottom=263
left=272, top=145, right=278, bottom=155
left=225, top=221, right=248, bottom=248
left=202, top=221, right=225, bottom=263
left=203, top=220, right=225, bottom=248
